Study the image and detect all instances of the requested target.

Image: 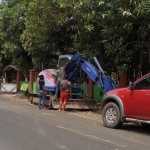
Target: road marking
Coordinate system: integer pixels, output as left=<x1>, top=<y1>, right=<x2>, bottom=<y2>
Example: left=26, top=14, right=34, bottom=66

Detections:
left=42, top=113, right=55, bottom=116
left=51, top=140, right=66, bottom=149
left=68, top=112, right=103, bottom=123
left=57, top=126, right=127, bottom=148
left=54, top=143, right=66, bottom=149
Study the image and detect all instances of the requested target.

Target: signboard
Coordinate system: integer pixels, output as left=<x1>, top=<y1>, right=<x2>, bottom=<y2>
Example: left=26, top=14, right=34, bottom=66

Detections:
left=1, top=83, right=17, bottom=93
left=20, top=83, right=29, bottom=91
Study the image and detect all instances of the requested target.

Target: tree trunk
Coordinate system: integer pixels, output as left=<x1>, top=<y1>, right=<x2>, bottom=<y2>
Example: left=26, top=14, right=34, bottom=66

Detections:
left=148, top=45, right=150, bottom=65
left=137, top=45, right=143, bottom=79
left=86, top=41, right=90, bottom=57
left=119, top=73, right=128, bottom=87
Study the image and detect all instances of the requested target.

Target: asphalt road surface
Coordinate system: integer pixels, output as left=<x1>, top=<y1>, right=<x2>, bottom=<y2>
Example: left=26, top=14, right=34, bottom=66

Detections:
left=0, top=95, right=150, bottom=150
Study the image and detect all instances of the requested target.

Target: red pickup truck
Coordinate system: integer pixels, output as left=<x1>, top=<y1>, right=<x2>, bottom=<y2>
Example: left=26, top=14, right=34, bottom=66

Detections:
left=102, top=73, right=150, bottom=128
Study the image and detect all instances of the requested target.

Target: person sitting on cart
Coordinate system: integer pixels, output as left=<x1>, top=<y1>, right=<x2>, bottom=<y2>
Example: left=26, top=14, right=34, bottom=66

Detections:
left=55, top=65, right=66, bottom=98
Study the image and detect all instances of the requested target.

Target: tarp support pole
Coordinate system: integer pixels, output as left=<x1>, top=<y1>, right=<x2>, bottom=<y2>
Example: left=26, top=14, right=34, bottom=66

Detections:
left=88, top=77, right=94, bottom=99
left=17, top=71, right=23, bottom=93
left=29, top=69, right=36, bottom=94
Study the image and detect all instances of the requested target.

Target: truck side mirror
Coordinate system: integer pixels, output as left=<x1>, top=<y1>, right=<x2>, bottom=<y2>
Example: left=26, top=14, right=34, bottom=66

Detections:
left=129, top=82, right=134, bottom=90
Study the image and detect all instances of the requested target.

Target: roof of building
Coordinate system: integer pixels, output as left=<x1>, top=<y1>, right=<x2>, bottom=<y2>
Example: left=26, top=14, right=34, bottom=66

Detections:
left=4, top=65, right=18, bottom=71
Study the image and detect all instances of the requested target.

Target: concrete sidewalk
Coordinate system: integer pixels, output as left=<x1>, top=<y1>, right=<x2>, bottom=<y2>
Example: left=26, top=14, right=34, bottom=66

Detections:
left=0, top=93, right=27, bottom=102
left=0, top=93, right=14, bottom=101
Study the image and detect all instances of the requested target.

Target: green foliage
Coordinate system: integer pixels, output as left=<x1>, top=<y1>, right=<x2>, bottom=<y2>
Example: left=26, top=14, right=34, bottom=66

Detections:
left=0, top=0, right=32, bottom=75
left=0, top=0, right=150, bottom=78
left=100, top=0, right=150, bottom=74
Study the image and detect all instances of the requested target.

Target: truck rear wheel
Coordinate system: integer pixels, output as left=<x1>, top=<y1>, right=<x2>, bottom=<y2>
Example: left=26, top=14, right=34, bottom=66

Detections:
left=102, top=102, right=122, bottom=128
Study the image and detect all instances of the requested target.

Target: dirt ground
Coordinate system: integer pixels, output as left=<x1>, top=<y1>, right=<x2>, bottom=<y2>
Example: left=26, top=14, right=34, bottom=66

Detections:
left=0, top=93, right=102, bottom=121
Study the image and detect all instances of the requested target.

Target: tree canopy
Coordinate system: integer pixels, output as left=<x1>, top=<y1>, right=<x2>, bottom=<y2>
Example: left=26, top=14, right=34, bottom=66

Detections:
left=0, top=0, right=150, bottom=80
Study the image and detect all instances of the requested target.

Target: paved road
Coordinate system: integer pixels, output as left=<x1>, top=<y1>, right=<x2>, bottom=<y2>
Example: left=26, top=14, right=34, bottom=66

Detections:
left=0, top=95, right=150, bottom=150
